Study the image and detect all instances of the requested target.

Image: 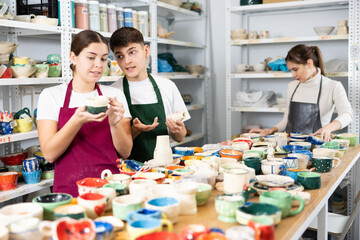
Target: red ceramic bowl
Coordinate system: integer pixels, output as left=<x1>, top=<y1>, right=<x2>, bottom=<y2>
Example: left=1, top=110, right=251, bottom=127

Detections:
left=136, top=232, right=181, bottom=240
left=233, top=138, right=253, bottom=148
left=0, top=171, right=18, bottom=191
left=0, top=152, right=27, bottom=166
left=219, top=149, right=243, bottom=161
left=76, top=178, right=109, bottom=195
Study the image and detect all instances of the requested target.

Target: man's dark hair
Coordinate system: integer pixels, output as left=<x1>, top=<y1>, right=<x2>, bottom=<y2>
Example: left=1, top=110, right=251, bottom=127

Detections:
left=110, top=27, right=144, bottom=52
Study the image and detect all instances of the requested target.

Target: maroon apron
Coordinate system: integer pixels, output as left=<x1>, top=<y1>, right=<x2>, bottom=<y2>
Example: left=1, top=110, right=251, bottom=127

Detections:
left=53, top=80, right=119, bottom=197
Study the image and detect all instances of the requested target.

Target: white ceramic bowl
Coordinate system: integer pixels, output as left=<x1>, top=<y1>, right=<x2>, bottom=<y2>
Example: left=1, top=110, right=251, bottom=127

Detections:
left=0, top=41, right=18, bottom=54
left=261, top=160, right=284, bottom=175
left=313, top=26, right=335, bottom=36
left=186, top=65, right=205, bottom=74
left=0, top=203, right=43, bottom=226
left=10, top=66, right=36, bottom=78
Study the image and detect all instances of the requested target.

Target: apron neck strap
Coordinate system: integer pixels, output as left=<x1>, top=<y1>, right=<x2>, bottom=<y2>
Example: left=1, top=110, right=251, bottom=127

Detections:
left=63, top=80, right=103, bottom=108
left=290, top=75, right=323, bottom=104
left=123, top=74, right=162, bottom=105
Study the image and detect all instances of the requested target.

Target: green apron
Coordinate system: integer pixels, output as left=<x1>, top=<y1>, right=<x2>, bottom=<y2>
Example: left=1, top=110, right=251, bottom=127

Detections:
left=123, top=74, right=168, bottom=162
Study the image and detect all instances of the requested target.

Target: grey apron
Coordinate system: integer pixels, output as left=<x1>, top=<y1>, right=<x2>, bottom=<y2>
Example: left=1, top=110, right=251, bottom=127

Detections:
left=285, top=76, right=323, bottom=134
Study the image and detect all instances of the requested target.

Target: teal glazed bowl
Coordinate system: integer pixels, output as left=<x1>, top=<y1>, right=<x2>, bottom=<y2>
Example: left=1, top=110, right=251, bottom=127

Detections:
left=236, top=202, right=282, bottom=225
left=240, top=0, right=262, bottom=5
left=297, top=172, right=321, bottom=190
left=104, top=183, right=129, bottom=196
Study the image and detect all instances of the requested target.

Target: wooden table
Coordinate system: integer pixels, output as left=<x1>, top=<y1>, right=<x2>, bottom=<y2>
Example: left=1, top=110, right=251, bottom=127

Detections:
left=115, top=146, right=360, bottom=240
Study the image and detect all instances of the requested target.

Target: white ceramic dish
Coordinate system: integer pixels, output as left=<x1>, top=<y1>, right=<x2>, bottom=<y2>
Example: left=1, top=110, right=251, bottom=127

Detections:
left=255, top=175, right=294, bottom=187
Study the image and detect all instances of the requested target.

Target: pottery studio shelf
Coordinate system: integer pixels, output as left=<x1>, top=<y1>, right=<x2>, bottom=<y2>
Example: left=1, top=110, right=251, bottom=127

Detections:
left=170, top=132, right=205, bottom=147
left=230, top=72, right=348, bottom=78
left=157, top=72, right=205, bottom=79
left=157, top=38, right=205, bottom=48
left=186, top=104, right=205, bottom=111
left=229, top=106, right=286, bottom=113
left=157, top=1, right=203, bottom=19
left=229, top=0, right=348, bottom=13
left=0, top=179, right=53, bottom=203
left=0, top=130, right=38, bottom=145
left=231, top=35, right=348, bottom=46
left=0, top=78, right=63, bottom=86
left=0, top=19, right=62, bottom=34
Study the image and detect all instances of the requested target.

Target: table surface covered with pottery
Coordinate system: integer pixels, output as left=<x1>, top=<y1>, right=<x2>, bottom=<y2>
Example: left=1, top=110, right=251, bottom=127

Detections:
left=112, top=145, right=360, bottom=240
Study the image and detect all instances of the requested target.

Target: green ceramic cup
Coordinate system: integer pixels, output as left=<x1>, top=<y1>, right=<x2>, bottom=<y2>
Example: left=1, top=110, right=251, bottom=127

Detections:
left=195, top=183, right=212, bottom=206
left=297, top=172, right=321, bottom=189
left=236, top=202, right=282, bottom=225
left=244, top=150, right=264, bottom=159
left=104, top=183, right=129, bottom=196
left=244, top=157, right=261, bottom=175
left=322, top=141, right=340, bottom=150
left=32, top=193, right=73, bottom=220
left=312, top=157, right=333, bottom=173
left=112, top=194, right=143, bottom=221
left=337, top=133, right=359, bottom=147
left=215, top=194, right=245, bottom=223
left=260, top=191, right=304, bottom=219
left=85, top=106, right=108, bottom=114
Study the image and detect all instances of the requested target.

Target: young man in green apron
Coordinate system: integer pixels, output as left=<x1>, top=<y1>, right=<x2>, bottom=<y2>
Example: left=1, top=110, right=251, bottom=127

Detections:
left=110, top=27, right=190, bottom=162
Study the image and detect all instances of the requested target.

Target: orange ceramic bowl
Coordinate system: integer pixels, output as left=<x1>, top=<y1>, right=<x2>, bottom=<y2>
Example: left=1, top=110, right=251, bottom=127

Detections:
left=166, top=165, right=185, bottom=171
left=181, top=155, right=203, bottom=161
left=190, top=147, right=204, bottom=153
left=219, top=149, right=243, bottom=161
left=0, top=171, right=19, bottom=191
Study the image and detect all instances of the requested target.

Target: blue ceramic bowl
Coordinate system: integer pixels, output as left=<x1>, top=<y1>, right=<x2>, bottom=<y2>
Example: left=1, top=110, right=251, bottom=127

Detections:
left=282, top=145, right=304, bottom=153
left=306, top=136, right=324, bottom=145
left=174, top=147, right=195, bottom=156
left=22, top=169, right=42, bottom=184
left=123, top=160, right=144, bottom=172
left=126, top=208, right=163, bottom=222
left=94, top=221, right=113, bottom=240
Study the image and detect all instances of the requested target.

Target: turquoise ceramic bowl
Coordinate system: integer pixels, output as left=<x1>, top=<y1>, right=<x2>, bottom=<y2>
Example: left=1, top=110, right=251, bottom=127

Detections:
left=297, top=172, right=321, bottom=189
left=236, top=202, right=282, bottom=225
left=104, top=183, right=129, bottom=196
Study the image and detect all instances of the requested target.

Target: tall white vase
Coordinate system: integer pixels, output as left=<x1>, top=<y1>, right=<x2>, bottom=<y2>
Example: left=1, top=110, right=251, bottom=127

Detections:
left=153, top=135, right=173, bottom=165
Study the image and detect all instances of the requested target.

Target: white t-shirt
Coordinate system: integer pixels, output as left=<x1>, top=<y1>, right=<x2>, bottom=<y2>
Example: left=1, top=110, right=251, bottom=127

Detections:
left=37, top=83, right=131, bottom=122
left=111, top=75, right=191, bottom=121
left=275, top=69, right=353, bottom=131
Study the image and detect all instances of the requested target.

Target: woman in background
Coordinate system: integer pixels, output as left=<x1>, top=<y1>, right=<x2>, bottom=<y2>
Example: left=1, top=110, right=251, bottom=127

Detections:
left=250, top=44, right=353, bottom=142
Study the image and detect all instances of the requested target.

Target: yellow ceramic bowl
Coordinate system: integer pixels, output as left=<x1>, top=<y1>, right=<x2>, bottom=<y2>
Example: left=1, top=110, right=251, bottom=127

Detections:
left=181, top=155, right=203, bottom=161
left=14, top=118, right=33, bottom=133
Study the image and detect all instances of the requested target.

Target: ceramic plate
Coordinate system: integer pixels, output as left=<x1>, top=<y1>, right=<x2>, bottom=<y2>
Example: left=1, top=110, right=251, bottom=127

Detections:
left=250, top=181, right=304, bottom=194
left=255, top=175, right=294, bottom=187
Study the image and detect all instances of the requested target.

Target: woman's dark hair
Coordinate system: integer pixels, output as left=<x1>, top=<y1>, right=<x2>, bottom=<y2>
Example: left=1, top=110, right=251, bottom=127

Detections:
left=110, top=27, right=144, bottom=52
left=70, top=30, right=108, bottom=71
left=285, top=44, right=325, bottom=76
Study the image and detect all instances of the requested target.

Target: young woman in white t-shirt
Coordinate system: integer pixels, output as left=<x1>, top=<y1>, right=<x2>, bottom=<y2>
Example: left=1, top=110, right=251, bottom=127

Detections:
left=37, top=30, right=132, bottom=196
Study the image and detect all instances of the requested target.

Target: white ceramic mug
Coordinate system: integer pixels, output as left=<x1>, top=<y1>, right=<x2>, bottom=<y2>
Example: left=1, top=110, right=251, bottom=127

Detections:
left=95, top=187, right=116, bottom=211
left=9, top=217, right=42, bottom=240
left=260, top=30, right=269, bottom=39
left=174, top=181, right=198, bottom=215
left=235, top=64, right=250, bottom=73
left=129, top=179, right=157, bottom=201
left=77, top=192, right=107, bottom=219
left=223, top=168, right=249, bottom=194
left=313, top=148, right=342, bottom=158
left=253, top=63, right=266, bottom=72
left=101, top=169, right=131, bottom=186
left=261, top=160, right=284, bottom=175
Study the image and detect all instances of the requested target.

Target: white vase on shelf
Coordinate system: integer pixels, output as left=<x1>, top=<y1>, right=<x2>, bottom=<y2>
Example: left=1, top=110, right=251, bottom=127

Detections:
left=153, top=135, right=172, bottom=166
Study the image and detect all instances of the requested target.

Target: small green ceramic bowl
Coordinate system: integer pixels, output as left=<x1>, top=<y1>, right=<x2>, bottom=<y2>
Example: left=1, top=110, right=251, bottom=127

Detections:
left=297, top=172, right=321, bottom=190
left=103, top=183, right=129, bottom=196
left=196, top=183, right=212, bottom=206
left=85, top=106, right=107, bottom=114
left=236, top=202, right=282, bottom=225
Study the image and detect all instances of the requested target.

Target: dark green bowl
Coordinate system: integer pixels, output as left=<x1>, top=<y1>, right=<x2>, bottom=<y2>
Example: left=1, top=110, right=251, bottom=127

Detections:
left=240, top=0, right=262, bottom=5
left=297, top=172, right=321, bottom=189
left=85, top=106, right=107, bottom=114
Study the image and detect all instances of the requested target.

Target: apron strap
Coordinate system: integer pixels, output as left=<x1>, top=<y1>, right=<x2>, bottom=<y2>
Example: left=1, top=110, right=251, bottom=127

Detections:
left=63, top=80, right=103, bottom=108
left=316, top=76, right=323, bottom=105
left=290, top=75, right=323, bottom=103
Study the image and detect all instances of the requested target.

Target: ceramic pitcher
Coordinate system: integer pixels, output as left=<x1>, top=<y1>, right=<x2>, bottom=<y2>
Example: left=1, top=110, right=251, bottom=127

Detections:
left=153, top=135, right=172, bottom=165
